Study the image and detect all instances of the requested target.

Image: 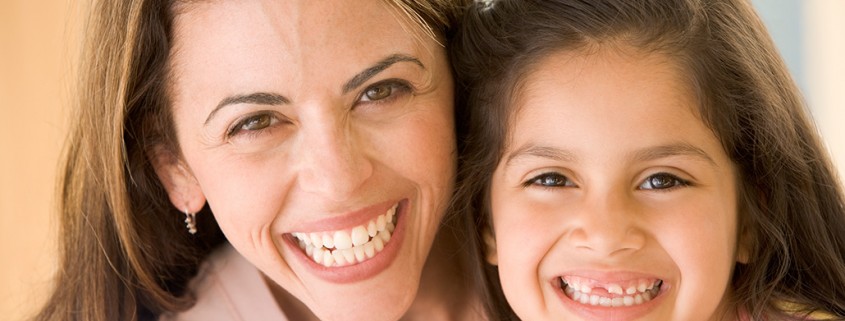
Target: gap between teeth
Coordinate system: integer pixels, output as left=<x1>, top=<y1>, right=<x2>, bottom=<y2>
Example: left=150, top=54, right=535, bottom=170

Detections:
left=561, top=277, right=662, bottom=307
left=291, top=204, right=397, bottom=267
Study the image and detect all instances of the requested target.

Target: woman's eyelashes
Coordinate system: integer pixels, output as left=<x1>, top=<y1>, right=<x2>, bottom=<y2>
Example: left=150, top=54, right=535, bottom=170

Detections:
left=356, top=79, right=413, bottom=105
left=638, top=172, right=691, bottom=190
left=224, top=79, right=414, bottom=139
left=524, top=172, right=577, bottom=188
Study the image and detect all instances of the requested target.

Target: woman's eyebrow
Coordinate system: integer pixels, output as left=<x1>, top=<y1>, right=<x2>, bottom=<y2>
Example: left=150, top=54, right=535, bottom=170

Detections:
left=204, top=54, right=424, bottom=125
left=205, top=92, right=289, bottom=125
left=342, top=53, right=425, bottom=94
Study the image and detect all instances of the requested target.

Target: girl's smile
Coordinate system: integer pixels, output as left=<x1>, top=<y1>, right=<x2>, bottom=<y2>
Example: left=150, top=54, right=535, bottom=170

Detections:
left=553, top=272, right=669, bottom=320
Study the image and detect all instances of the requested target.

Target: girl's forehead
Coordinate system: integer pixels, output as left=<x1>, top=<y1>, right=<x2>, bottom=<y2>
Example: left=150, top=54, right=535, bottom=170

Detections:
left=512, top=46, right=697, bottom=122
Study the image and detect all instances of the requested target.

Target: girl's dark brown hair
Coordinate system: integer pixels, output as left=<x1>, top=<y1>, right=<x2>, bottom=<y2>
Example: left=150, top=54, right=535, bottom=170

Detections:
left=34, top=0, right=466, bottom=320
left=450, top=0, right=845, bottom=319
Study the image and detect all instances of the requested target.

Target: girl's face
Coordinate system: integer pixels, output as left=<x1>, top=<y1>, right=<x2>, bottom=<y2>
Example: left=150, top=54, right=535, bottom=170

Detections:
left=488, top=48, right=744, bottom=321
left=158, top=1, right=455, bottom=320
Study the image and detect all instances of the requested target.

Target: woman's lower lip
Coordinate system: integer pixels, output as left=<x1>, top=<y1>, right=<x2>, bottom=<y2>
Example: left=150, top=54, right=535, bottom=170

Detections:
left=284, top=200, right=409, bottom=284
left=553, top=278, right=666, bottom=321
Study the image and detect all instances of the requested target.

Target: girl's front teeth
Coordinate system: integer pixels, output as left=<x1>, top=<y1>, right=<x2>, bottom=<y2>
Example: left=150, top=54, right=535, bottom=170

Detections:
left=560, top=276, right=663, bottom=307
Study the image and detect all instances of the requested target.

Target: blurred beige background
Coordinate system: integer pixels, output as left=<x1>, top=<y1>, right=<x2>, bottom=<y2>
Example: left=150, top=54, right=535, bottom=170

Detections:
left=0, top=1, right=842, bottom=321
left=1, top=1, right=80, bottom=320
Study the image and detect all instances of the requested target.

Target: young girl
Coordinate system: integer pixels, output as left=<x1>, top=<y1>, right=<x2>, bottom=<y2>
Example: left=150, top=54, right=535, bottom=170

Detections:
left=451, top=0, right=845, bottom=320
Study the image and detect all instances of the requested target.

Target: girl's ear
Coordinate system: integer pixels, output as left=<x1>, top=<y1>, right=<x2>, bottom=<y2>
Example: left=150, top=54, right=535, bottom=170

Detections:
left=482, top=226, right=498, bottom=265
left=736, top=225, right=752, bottom=264
left=736, top=232, right=751, bottom=264
left=149, top=145, right=207, bottom=214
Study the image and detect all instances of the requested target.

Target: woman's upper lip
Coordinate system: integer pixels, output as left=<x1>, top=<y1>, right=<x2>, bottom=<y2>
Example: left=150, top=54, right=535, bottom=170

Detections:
left=286, top=199, right=402, bottom=232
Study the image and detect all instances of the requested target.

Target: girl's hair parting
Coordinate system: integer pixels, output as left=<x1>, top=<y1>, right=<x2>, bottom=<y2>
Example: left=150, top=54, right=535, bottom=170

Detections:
left=450, top=0, right=845, bottom=319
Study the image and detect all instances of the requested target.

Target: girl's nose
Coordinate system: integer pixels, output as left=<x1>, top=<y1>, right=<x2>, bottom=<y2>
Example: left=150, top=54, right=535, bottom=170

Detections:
left=566, top=190, right=647, bottom=256
left=295, top=107, right=374, bottom=200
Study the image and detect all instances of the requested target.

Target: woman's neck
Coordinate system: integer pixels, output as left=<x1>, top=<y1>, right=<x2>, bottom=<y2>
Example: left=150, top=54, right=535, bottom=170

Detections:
left=265, top=221, right=486, bottom=321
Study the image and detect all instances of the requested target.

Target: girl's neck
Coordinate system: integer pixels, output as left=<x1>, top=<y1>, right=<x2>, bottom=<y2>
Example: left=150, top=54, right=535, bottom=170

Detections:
left=401, top=224, right=485, bottom=321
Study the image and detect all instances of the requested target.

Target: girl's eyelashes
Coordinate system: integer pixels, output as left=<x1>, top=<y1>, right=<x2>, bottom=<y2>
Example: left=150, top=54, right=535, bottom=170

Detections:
left=638, top=172, right=691, bottom=190
left=226, top=112, right=284, bottom=138
left=523, top=172, right=577, bottom=188
left=356, top=79, right=413, bottom=105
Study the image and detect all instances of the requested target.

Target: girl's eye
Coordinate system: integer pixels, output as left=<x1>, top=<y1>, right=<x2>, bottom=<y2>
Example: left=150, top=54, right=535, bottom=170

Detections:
left=227, top=113, right=279, bottom=137
left=638, top=173, right=689, bottom=190
left=358, top=80, right=412, bottom=104
left=525, top=172, right=576, bottom=188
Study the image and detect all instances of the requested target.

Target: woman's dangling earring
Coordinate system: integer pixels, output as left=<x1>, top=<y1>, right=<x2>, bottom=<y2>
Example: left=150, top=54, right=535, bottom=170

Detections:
left=185, top=209, right=197, bottom=234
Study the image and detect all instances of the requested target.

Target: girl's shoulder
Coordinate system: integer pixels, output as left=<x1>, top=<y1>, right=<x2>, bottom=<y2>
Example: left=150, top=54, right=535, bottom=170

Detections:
left=739, top=302, right=839, bottom=321
left=777, top=302, right=839, bottom=321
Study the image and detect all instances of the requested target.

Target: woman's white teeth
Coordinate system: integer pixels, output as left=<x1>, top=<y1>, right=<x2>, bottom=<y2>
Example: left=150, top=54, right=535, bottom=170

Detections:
left=292, top=204, right=398, bottom=267
left=333, top=231, right=352, bottom=250
left=367, top=221, right=377, bottom=237
left=351, top=226, right=369, bottom=246
left=562, top=277, right=662, bottom=308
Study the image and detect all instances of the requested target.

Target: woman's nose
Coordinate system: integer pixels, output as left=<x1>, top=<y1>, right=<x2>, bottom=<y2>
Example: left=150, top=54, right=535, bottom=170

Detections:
left=566, top=190, right=647, bottom=256
left=295, top=109, right=374, bottom=199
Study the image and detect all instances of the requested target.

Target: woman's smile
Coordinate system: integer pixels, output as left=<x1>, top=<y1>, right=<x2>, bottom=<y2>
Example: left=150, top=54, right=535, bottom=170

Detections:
left=283, top=200, right=410, bottom=283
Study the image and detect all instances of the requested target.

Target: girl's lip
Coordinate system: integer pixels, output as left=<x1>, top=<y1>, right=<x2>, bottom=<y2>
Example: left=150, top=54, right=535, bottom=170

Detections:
left=551, top=271, right=670, bottom=321
left=283, top=199, right=409, bottom=283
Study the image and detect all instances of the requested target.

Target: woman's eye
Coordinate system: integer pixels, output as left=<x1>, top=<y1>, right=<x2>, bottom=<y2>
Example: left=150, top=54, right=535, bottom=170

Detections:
left=358, top=80, right=411, bottom=103
left=525, top=172, right=576, bottom=188
left=228, top=113, right=278, bottom=137
left=364, top=84, right=392, bottom=101
left=638, top=173, right=689, bottom=190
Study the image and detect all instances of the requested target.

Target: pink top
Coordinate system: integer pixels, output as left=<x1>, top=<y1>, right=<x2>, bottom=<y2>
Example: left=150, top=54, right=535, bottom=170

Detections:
left=159, top=244, right=289, bottom=321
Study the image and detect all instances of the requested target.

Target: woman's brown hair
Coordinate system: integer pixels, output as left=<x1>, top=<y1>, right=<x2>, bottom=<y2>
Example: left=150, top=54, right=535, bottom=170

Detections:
left=451, top=0, right=845, bottom=319
left=35, top=1, right=466, bottom=320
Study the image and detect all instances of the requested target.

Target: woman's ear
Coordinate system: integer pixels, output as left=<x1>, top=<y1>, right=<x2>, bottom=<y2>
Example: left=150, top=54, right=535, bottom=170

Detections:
left=482, top=226, right=498, bottom=265
left=149, top=145, right=206, bottom=213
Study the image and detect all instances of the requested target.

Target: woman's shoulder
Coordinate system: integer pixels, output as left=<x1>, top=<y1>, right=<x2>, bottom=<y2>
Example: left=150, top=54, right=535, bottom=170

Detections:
left=158, top=243, right=288, bottom=321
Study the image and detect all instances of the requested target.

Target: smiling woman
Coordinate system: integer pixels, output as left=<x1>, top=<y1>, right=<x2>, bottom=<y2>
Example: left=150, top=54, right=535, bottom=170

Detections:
left=32, top=0, right=486, bottom=321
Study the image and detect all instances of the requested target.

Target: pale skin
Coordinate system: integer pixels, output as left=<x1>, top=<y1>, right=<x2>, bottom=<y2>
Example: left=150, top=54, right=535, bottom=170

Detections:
left=485, top=46, right=748, bottom=320
left=152, top=1, right=477, bottom=320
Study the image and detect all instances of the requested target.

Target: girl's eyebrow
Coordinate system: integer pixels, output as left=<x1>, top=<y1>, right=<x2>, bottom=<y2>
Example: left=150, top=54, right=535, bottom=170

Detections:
left=504, top=142, right=717, bottom=167
left=630, top=142, right=716, bottom=166
left=505, top=144, right=577, bottom=166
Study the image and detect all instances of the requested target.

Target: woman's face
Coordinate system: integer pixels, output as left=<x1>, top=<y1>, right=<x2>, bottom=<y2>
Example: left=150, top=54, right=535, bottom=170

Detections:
left=160, top=1, right=455, bottom=320
left=488, top=48, right=742, bottom=321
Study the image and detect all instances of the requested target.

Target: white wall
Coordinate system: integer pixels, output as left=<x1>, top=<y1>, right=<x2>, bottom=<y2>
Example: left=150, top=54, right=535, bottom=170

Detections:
left=804, top=0, right=845, bottom=184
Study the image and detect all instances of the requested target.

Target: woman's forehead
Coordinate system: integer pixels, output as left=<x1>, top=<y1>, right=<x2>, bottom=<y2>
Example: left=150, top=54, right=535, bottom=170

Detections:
left=166, top=0, right=444, bottom=105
